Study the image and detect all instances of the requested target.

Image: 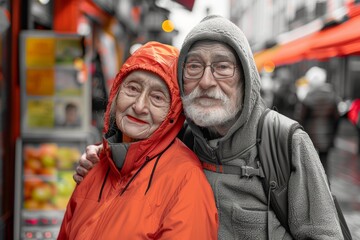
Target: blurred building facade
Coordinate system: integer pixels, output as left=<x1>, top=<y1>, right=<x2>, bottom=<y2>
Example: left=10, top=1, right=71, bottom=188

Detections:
left=230, top=0, right=360, bottom=103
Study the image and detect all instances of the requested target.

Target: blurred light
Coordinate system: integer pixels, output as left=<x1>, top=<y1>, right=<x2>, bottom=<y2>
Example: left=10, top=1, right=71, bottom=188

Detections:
left=43, top=231, right=52, bottom=238
left=38, top=0, right=50, bottom=5
left=25, top=231, right=34, bottom=239
left=263, top=61, right=275, bottom=73
left=162, top=20, right=175, bottom=33
left=130, top=43, right=143, bottom=55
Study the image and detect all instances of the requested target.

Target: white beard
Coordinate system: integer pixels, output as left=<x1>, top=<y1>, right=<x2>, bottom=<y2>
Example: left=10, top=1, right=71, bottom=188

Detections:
left=182, top=86, right=240, bottom=127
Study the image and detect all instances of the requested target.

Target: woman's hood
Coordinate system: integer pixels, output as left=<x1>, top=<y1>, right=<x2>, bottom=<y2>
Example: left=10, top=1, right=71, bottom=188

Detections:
left=103, top=41, right=184, bottom=174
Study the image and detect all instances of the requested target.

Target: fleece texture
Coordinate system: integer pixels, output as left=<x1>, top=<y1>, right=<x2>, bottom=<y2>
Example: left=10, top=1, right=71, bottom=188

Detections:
left=177, top=15, right=343, bottom=239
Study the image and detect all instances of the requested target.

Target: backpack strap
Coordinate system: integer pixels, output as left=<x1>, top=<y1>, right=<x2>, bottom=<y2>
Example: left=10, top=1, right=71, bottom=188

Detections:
left=257, top=108, right=302, bottom=236
left=202, top=161, right=264, bottom=178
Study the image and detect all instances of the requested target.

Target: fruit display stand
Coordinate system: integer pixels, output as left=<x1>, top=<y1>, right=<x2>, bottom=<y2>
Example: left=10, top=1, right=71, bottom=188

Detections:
left=14, top=136, right=90, bottom=240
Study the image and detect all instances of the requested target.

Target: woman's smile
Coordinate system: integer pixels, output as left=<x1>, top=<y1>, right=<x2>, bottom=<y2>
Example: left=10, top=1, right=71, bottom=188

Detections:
left=126, top=115, right=148, bottom=124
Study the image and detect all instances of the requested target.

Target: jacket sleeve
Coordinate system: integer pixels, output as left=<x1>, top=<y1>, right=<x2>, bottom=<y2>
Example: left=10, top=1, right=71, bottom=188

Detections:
left=154, top=168, right=218, bottom=240
left=288, top=129, right=343, bottom=239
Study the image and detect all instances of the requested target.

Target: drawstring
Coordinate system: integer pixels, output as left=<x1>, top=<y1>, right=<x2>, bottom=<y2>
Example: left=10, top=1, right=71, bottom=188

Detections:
left=120, top=140, right=175, bottom=196
left=145, top=153, right=161, bottom=194
left=98, top=167, right=111, bottom=202
left=120, top=156, right=152, bottom=196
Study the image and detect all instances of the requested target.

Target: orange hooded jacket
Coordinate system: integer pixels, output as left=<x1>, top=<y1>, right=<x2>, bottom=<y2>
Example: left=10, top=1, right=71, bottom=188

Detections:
left=58, top=42, right=218, bottom=240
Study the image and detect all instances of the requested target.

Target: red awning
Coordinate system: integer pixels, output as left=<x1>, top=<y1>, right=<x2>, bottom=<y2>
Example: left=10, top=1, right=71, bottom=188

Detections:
left=173, top=0, right=195, bottom=11
left=307, top=15, right=360, bottom=59
left=271, top=34, right=315, bottom=66
left=255, top=14, right=360, bottom=69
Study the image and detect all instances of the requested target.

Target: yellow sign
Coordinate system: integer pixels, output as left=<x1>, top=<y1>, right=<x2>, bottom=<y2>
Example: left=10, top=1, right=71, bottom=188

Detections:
left=26, top=69, right=55, bottom=96
left=27, top=99, right=54, bottom=128
left=26, top=38, right=55, bottom=67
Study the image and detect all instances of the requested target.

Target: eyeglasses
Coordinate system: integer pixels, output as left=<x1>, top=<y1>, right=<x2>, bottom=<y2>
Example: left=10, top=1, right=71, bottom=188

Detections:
left=183, top=61, right=237, bottom=80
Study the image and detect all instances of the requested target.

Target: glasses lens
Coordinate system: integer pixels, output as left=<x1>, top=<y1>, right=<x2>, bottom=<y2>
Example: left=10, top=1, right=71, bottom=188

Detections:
left=212, top=62, right=235, bottom=78
left=183, top=61, right=236, bottom=79
left=184, top=62, right=204, bottom=79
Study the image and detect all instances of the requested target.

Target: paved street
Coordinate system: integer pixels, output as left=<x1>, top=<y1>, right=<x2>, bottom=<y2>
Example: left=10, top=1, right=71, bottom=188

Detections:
left=328, top=119, right=360, bottom=239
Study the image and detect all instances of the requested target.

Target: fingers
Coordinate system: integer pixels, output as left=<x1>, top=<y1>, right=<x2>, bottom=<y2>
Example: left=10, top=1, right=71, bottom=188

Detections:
left=73, top=144, right=102, bottom=184
left=85, top=144, right=101, bottom=164
left=79, top=154, right=95, bottom=170
left=77, top=164, right=89, bottom=176
left=73, top=173, right=84, bottom=185
left=73, top=164, right=88, bottom=184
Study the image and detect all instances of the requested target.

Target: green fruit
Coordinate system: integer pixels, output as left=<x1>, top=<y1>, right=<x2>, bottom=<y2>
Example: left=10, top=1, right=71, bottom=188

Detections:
left=40, top=155, right=56, bottom=168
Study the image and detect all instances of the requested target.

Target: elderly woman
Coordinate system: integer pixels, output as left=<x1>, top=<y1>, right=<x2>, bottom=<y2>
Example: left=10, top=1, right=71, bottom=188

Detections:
left=58, top=42, right=218, bottom=240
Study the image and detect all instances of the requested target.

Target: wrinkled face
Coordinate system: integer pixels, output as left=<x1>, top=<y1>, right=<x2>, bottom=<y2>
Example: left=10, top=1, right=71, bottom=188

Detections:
left=182, top=41, right=243, bottom=127
left=115, top=71, right=170, bottom=139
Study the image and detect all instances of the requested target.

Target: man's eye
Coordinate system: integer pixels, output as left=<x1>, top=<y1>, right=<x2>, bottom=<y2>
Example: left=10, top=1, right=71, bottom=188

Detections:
left=215, top=62, right=231, bottom=70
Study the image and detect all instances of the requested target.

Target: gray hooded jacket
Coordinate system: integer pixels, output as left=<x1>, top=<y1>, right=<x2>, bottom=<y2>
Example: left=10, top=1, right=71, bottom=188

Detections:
left=177, top=15, right=342, bottom=240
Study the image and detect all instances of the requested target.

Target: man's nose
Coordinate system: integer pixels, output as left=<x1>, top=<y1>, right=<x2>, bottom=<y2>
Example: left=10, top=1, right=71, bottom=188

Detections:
left=198, top=66, right=217, bottom=90
left=133, top=93, right=149, bottom=114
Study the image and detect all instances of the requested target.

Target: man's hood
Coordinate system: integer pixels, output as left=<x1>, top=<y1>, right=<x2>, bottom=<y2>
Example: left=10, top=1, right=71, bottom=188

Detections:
left=177, top=15, right=263, bottom=142
left=103, top=41, right=184, bottom=174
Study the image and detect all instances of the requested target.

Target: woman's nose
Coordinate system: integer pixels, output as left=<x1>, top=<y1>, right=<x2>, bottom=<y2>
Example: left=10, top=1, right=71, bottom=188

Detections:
left=132, top=93, right=149, bottom=114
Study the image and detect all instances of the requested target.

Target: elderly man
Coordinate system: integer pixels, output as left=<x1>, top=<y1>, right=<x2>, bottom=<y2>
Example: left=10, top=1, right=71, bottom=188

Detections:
left=75, top=16, right=343, bottom=239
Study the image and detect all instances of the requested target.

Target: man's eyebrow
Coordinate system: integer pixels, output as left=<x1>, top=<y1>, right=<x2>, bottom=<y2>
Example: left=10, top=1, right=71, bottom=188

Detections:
left=186, top=52, right=236, bottom=61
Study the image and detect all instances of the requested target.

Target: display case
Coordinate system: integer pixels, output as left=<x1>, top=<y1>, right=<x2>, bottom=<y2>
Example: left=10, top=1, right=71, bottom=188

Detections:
left=14, top=30, right=95, bottom=240
left=14, top=136, right=91, bottom=239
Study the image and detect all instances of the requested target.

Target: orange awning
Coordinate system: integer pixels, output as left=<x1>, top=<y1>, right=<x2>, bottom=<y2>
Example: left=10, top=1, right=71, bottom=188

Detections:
left=253, top=47, right=280, bottom=71
left=271, top=34, right=315, bottom=66
left=307, top=15, right=360, bottom=59
left=254, top=14, right=360, bottom=69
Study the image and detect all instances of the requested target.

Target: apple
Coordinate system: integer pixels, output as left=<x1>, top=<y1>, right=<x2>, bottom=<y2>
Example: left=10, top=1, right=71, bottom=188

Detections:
left=31, top=183, right=52, bottom=202
left=25, top=158, right=42, bottom=173
left=38, top=144, right=58, bottom=158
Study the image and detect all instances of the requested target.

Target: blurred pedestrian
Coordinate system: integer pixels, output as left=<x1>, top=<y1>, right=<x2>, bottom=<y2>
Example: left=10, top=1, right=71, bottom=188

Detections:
left=272, top=68, right=298, bottom=118
left=260, top=71, right=275, bottom=108
left=294, top=66, right=340, bottom=175
left=58, top=42, right=218, bottom=239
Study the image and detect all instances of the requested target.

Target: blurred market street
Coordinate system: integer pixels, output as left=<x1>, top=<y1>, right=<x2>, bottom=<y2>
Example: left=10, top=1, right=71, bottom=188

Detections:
left=329, top=119, right=360, bottom=239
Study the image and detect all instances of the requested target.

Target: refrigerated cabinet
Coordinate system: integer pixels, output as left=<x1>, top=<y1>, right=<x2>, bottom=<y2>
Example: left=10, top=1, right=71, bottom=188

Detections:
left=14, top=135, right=92, bottom=239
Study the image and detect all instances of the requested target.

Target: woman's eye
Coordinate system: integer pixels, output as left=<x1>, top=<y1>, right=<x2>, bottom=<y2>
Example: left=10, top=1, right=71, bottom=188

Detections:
left=151, top=93, right=169, bottom=106
left=152, top=94, right=164, bottom=102
left=129, top=86, right=137, bottom=92
left=124, top=84, right=140, bottom=94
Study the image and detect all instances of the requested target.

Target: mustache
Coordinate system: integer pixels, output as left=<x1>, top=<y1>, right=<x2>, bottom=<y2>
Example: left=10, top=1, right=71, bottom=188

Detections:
left=183, top=86, right=229, bottom=102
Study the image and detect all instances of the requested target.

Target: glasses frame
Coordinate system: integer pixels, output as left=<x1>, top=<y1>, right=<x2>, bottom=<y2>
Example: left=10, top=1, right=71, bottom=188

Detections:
left=183, top=61, right=238, bottom=80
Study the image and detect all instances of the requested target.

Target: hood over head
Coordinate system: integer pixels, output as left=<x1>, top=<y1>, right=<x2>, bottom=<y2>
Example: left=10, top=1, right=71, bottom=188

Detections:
left=177, top=15, right=262, bottom=139
left=103, top=41, right=184, bottom=174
